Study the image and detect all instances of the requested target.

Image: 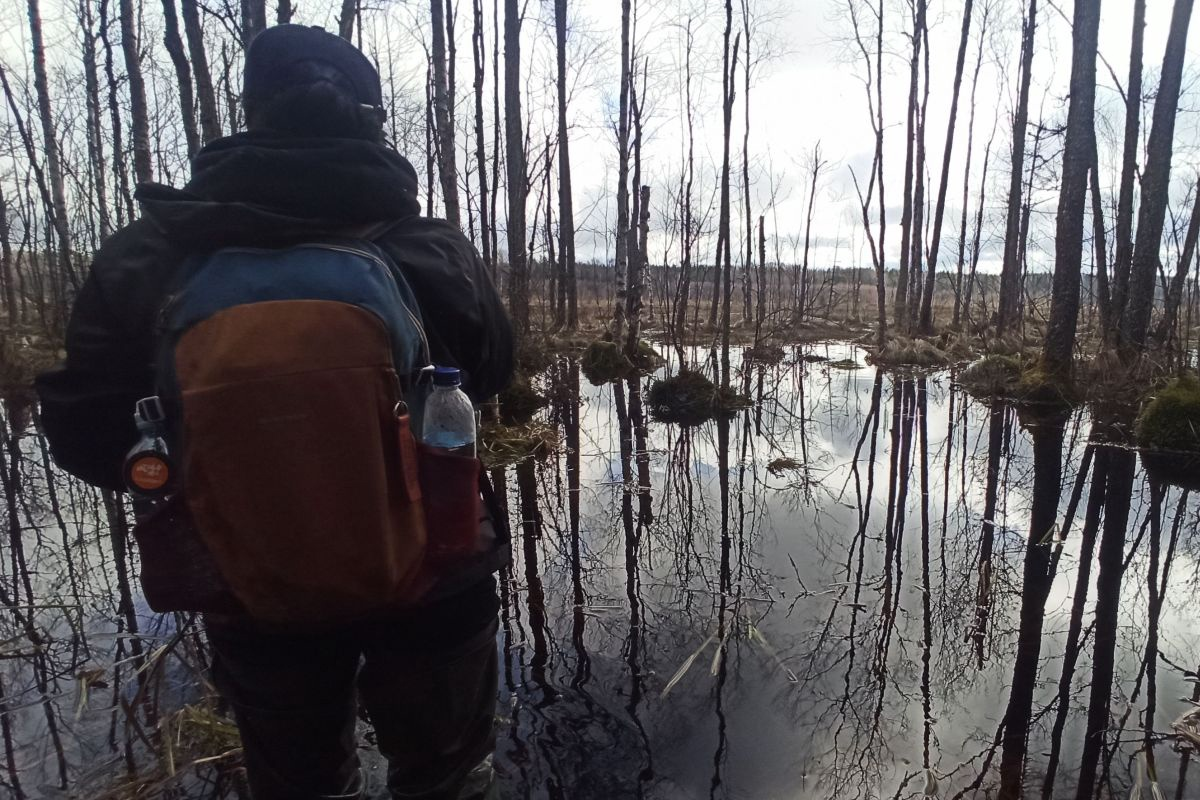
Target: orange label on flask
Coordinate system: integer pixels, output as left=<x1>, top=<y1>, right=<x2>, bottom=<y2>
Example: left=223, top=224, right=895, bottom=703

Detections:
left=130, top=456, right=170, bottom=491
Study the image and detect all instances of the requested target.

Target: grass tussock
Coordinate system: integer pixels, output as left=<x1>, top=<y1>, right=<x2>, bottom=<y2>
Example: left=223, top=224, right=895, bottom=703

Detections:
left=479, top=420, right=558, bottom=467
left=1136, top=374, right=1200, bottom=490
left=580, top=340, right=632, bottom=385
left=959, top=354, right=1025, bottom=397
left=0, top=329, right=61, bottom=395
left=828, top=358, right=861, bottom=370
left=580, top=339, right=663, bottom=385
left=743, top=342, right=787, bottom=365
left=647, top=369, right=751, bottom=426
left=1136, top=374, right=1200, bottom=452
left=498, top=379, right=548, bottom=425
left=870, top=337, right=953, bottom=368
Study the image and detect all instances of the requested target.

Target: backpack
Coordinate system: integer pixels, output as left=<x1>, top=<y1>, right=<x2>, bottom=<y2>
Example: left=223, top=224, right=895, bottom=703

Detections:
left=137, top=236, right=481, bottom=623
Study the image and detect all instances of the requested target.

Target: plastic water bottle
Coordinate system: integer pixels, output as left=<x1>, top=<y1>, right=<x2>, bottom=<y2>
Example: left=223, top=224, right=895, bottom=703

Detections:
left=123, top=396, right=176, bottom=502
left=422, top=366, right=476, bottom=457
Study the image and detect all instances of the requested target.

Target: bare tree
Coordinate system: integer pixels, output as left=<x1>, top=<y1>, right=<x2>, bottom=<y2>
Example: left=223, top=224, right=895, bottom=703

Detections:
left=996, top=0, right=1038, bottom=336
left=503, top=0, right=529, bottom=334
left=472, top=0, right=492, bottom=271
left=798, top=142, right=825, bottom=322
left=339, top=0, right=357, bottom=40
left=918, top=0, right=975, bottom=333
left=1107, top=0, right=1145, bottom=334
left=1041, top=0, right=1101, bottom=379
left=893, top=0, right=926, bottom=331
left=1153, top=181, right=1200, bottom=349
left=181, top=0, right=221, bottom=144
left=612, top=0, right=633, bottom=344
left=161, top=0, right=200, bottom=156
left=554, top=0, right=578, bottom=329
left=119, top=0, right=154, bottom=183
left=952, top=1, right=991, bottom=329
left=431, top=0, right=461, bottom=227
left=1118, top=0, right=1196, bottom=360
left=241, top=0, right=266, bottom=44
left=23, top=0, right=76, bottom=297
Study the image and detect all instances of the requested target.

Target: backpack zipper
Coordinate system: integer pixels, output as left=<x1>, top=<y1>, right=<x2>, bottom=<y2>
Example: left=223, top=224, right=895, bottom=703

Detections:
left=180, top=243, right=433, bottom=367
left=294, top=242, right=432, bottom=366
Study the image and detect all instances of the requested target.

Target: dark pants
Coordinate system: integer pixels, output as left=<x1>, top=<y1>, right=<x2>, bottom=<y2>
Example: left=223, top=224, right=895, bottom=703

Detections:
left=205, top=583, right=500, bottom=800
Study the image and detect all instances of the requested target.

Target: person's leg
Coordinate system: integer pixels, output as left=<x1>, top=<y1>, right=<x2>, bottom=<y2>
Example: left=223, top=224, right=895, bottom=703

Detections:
left=205, top=615, right=364, bottom=800
left=358, top=588, right=499, bottom=800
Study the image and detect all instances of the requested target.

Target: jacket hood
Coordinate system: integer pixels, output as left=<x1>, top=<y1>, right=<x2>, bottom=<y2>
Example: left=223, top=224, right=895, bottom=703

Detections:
left=137, top=133, right=421, bottom=247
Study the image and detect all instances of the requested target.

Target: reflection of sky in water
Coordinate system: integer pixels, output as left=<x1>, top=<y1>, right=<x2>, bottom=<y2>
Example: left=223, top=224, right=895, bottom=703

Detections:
left=2, top=346, right=1197, bottom=800
left=496, top=345, right=1200, bottom=799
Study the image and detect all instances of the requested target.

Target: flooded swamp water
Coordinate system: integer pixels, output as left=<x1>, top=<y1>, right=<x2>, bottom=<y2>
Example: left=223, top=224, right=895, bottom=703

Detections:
left=1, top=343, right=1197, bottom=799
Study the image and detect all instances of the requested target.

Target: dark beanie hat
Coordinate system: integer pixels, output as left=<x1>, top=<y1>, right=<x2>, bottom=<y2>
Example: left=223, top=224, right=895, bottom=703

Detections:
left=243, top=25, right=382, bottom=108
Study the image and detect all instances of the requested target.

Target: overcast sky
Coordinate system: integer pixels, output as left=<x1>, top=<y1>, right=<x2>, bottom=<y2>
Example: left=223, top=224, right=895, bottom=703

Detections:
left=3, top=0, right=1199, bottom=274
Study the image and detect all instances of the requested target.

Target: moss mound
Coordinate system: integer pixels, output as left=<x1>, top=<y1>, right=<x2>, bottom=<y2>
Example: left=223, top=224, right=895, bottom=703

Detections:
left=479, top=420, right=558, bottom=467
left=744, top=342, right=787, bottom=365
left=959, top=354, right=1024, bottom=397
left=581, top=340, right=634, bottom=385
left=1136, top=375, right=1200, bottom=489
left=1014, top=366, right=1081, bottom=407
left=1136, top=375, right=1200, bottom=452
left=499, top=379, right=548, bottom=425
left=648, top=369, right=751, bottom=426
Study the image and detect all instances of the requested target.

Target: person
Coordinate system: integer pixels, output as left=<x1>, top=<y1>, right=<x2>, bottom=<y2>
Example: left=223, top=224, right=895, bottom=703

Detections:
left=36, top=25, right=513, bottom=800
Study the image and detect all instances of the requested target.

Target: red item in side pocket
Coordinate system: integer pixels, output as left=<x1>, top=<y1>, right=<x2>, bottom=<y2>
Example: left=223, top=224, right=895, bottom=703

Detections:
left=417, top=443, right=482, bottom=563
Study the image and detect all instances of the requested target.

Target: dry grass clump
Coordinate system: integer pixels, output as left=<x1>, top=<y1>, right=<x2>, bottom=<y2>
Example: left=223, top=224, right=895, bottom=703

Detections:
left=85, top=700, right=243, bottom=800
left=479, top=420, right=559, bottom=467
left=647, top=369, right=751, bottom=426
left=766, top=457, right=803, bottom=476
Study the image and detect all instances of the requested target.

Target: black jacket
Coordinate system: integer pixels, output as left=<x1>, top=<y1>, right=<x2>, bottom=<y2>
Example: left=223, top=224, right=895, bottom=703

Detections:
left=36, top=133, right=513, bottom=490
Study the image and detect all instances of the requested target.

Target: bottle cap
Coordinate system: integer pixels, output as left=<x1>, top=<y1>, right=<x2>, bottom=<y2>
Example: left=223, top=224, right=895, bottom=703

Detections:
left=432, top=366, right=461, bottom=387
